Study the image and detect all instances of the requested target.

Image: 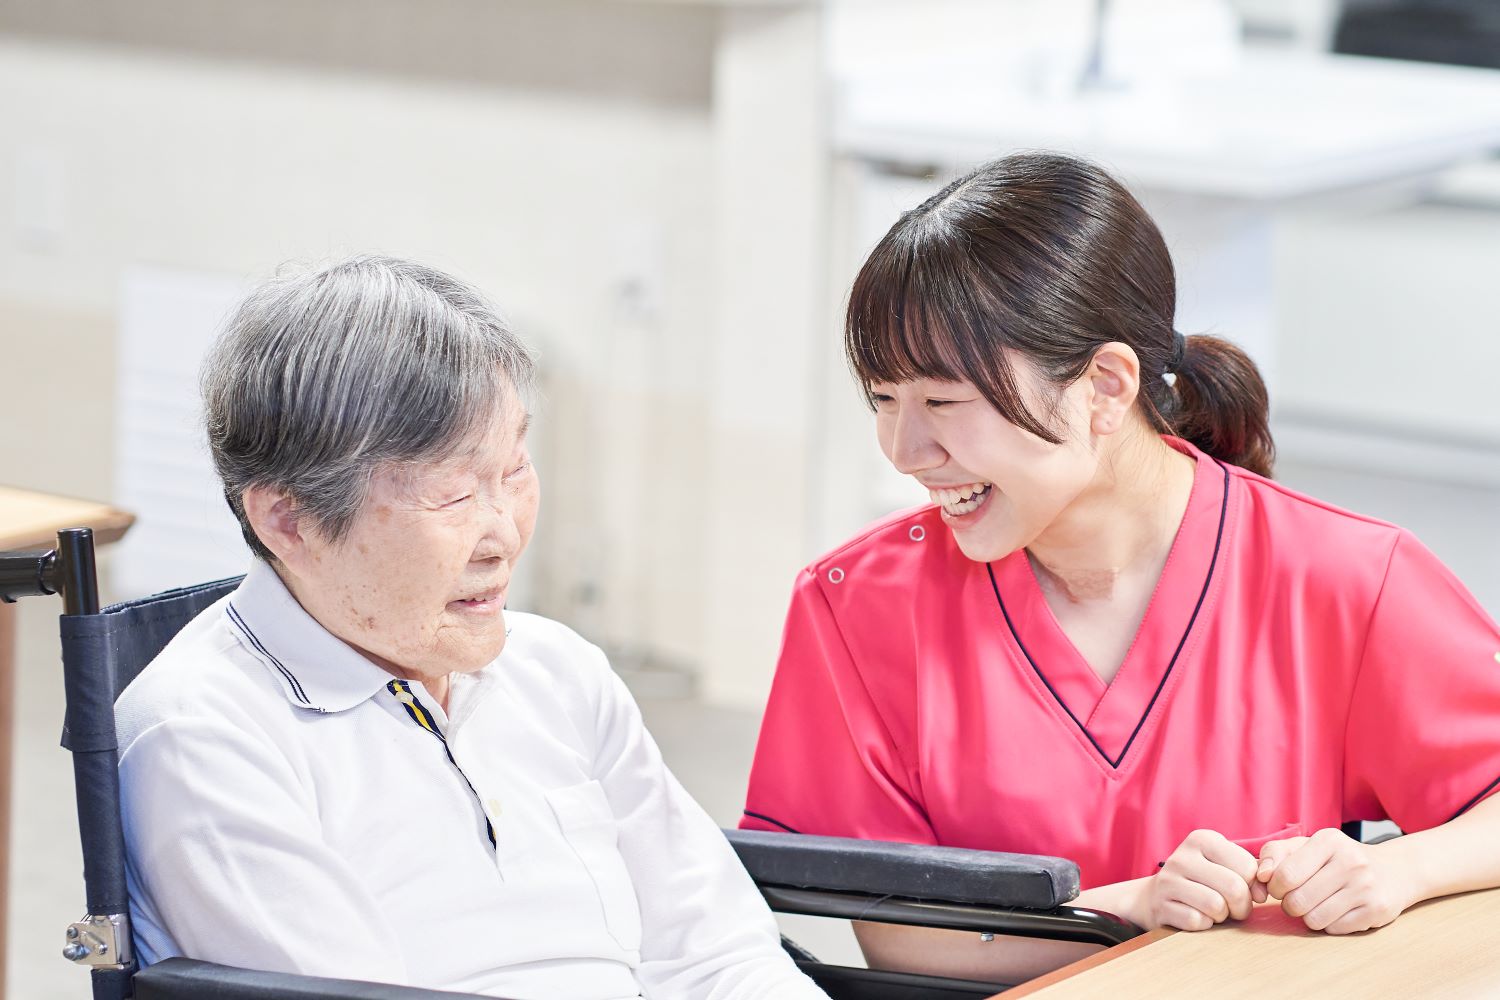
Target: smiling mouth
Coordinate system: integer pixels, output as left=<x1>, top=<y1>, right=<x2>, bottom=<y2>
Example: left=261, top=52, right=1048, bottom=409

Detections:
left=928, top=482, right=993, bottom=518
left=450, top=589, right=504, bottom=609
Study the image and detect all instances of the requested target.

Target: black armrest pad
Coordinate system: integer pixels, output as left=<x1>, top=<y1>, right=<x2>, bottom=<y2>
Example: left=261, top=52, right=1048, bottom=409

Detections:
left=134, top=959, right=487, bottom=1000
left=726, top=829, right=1079, bottom=910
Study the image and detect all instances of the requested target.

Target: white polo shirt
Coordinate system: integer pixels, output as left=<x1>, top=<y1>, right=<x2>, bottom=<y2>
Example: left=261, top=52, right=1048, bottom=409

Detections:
left=116, top=560, right=824, bottom=1000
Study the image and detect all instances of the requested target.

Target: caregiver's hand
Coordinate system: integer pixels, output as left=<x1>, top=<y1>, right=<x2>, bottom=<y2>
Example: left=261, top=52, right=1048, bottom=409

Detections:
left=1142, top=829, right=1259, bottom=931
left=1255, top=828, right=1414, bottom=934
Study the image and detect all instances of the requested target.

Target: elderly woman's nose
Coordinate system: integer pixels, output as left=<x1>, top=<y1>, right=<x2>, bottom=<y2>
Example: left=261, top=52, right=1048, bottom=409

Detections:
left=472, top=500, right=523, bottom=560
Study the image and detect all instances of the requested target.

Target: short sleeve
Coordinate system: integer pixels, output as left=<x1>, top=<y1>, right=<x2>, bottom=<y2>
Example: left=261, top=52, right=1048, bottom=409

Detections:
left=1343, top=530, right=1500, bottom=832
left=741, top=569, right=935, bottom=845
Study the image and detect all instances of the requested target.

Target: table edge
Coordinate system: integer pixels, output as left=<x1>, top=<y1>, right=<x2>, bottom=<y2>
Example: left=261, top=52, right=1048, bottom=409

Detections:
left=992, top=928, right=1176, bottom=999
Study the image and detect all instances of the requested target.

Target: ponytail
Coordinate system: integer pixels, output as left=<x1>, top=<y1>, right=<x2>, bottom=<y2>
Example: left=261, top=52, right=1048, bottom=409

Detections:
left=1153, top=334, right=1275, bottom=478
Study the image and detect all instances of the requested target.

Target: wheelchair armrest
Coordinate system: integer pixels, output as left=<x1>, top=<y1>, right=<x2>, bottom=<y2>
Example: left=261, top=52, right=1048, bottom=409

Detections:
left=133, top=958, right=489, bottom=1000
left=725, top=828, right=1080, bottom=910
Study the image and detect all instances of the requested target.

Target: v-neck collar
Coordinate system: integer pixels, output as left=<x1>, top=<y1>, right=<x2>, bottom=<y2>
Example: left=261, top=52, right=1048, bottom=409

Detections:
left=986, top=441, right=1231, bottom=769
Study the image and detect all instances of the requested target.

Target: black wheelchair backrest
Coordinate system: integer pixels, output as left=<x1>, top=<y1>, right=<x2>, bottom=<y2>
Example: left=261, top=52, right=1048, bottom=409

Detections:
left=62, top=576, right=244, bottom=716
left=55, top=571, right=244, bottom=1000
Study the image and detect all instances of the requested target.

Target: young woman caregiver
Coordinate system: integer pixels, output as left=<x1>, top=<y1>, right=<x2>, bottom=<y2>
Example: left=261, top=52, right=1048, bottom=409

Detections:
left=740, top=153, right=1500, bottom=982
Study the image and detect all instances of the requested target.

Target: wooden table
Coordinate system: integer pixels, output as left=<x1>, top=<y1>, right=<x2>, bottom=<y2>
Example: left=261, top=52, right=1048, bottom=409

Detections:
left=1001, top=888, right=1500, bottom=999
left=0, top=487, right=134, bottom=999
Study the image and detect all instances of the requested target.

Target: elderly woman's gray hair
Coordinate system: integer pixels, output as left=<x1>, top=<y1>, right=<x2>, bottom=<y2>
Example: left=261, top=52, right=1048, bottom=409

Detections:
left=202, top=255, right=535, bottom=561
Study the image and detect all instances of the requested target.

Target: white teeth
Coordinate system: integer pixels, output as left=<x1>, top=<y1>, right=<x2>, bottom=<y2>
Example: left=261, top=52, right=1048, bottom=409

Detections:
left=929, top=483, right=992, bottom=518
left=927, top=482, right=991, bottom=507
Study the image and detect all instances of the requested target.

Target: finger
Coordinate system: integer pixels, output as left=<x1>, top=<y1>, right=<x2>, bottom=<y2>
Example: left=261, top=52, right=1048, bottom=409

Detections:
left=1162, top=874, right=1233, bottom=924
left=1301, top=886, right=1362, bottom=932
left=1204, top=863, right=1255, bottom=921
left=1257, top=836, right=1307, bottom=884
left=1199, top=836, right=1260, bottom=885
left=1174, top=854, right=1254, bottom=920
left=1250, top=880, right=1269, bottom=904
left=1324, top=905, right=1377, bottom=936
left=1159, top=900, right=1215, bottom=932
left=1267, top=833, right=1342, bottom=900
left=1281, top=857, right=1347, bottom=919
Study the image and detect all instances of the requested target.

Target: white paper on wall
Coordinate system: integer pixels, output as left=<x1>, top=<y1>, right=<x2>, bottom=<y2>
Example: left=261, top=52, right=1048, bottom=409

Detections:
left=114, top=266, right=251, bottom=600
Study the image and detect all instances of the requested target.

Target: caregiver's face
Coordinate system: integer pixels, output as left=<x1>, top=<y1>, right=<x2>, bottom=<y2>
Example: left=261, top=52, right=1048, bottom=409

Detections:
left=871, top=368, right=1098, bottom=563
left=297, top=396, right=538, bottom=683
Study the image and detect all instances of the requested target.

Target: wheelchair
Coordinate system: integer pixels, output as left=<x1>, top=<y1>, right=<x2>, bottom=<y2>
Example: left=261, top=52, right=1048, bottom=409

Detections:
left=1, top=527, right=1142, bottom=1000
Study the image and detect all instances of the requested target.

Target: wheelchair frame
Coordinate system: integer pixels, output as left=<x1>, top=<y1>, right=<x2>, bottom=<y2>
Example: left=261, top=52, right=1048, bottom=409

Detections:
left=2, top=528, right=1141, bottom=1000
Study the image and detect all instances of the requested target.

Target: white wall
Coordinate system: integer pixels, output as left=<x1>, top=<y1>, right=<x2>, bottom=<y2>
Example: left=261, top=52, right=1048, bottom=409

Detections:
left=1275, top=201, right=1500, bottom=440
left=0, top=0, right=727, bottom=680
left=1272, top=199, right=1500, bottom=615
left=700, top=5, right=834, bottom=706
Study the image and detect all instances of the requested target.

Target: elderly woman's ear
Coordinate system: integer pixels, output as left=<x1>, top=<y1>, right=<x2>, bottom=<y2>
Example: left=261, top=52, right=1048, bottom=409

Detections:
left=240, top=486, right=306, bottom=568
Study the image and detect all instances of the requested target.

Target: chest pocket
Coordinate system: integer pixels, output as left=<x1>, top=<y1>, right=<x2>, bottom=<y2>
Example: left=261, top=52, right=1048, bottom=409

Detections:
left=545, top=781, right=643, bottom=951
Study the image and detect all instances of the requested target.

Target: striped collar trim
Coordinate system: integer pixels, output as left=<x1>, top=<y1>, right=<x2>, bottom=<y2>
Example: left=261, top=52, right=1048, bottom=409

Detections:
left=224, top=560, right=396, bottom=714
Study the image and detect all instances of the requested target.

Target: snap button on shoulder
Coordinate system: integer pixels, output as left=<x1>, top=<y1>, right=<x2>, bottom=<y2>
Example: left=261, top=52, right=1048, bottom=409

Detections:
left=909, top=525, right=925, bottom=542
left=827, top=567, right=845, bottom=584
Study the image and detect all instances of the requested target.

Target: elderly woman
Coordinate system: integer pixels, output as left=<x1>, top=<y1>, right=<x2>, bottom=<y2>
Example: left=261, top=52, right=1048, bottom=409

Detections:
left=115, top=256, right=825, bottom=1000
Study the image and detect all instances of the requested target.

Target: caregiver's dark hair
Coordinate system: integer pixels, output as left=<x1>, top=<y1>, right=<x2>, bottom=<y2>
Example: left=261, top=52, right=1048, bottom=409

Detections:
left=845, top=152, right=1275, bottom=478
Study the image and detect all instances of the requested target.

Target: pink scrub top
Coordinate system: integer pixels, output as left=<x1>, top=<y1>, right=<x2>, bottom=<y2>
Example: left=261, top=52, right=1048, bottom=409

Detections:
left=741, top=439, right=1500, bottom=889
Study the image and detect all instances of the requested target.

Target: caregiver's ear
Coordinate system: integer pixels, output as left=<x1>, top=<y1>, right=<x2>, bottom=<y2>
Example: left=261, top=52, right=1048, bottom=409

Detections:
left=1085, top=342, right=1141, bottom=436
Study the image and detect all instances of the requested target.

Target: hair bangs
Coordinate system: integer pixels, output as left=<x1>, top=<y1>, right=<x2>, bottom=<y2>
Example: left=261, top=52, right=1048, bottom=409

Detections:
left=844, top=217, right=1060, bottom=442
left=846, top=221, right=977, bottom=390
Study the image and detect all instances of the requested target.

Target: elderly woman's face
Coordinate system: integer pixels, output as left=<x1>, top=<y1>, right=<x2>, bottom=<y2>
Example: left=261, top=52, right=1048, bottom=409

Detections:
left=295, top=398, right=539, bottom=683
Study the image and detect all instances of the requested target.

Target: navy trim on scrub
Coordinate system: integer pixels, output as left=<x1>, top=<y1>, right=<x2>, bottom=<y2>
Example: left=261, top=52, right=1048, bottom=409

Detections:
left=742, top=810, right=801, bottom=834
left=986, top=460, right=1231, bottom=770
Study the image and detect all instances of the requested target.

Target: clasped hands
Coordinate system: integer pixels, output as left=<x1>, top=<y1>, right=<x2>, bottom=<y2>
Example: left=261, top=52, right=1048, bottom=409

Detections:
left=1141, top=828, right=1412, bottom=935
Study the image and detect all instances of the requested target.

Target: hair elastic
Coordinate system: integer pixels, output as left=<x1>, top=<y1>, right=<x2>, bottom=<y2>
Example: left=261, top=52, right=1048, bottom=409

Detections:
left=1163, top=330, right=1187, bottom=387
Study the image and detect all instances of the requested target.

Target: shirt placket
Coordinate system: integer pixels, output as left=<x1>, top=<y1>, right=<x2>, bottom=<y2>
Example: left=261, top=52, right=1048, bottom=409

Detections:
left=387, top=679, right=501, bottom=870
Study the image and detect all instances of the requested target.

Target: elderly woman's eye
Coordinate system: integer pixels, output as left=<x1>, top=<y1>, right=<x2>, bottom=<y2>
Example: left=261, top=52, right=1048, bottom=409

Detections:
left=503, top=462, right=531, bottom=482
left=443, top=494, right=474, bottom=507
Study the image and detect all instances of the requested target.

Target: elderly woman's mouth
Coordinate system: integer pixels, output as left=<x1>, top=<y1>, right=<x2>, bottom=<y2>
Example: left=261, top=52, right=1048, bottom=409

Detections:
left=449, top=590, right=505, bottom=613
